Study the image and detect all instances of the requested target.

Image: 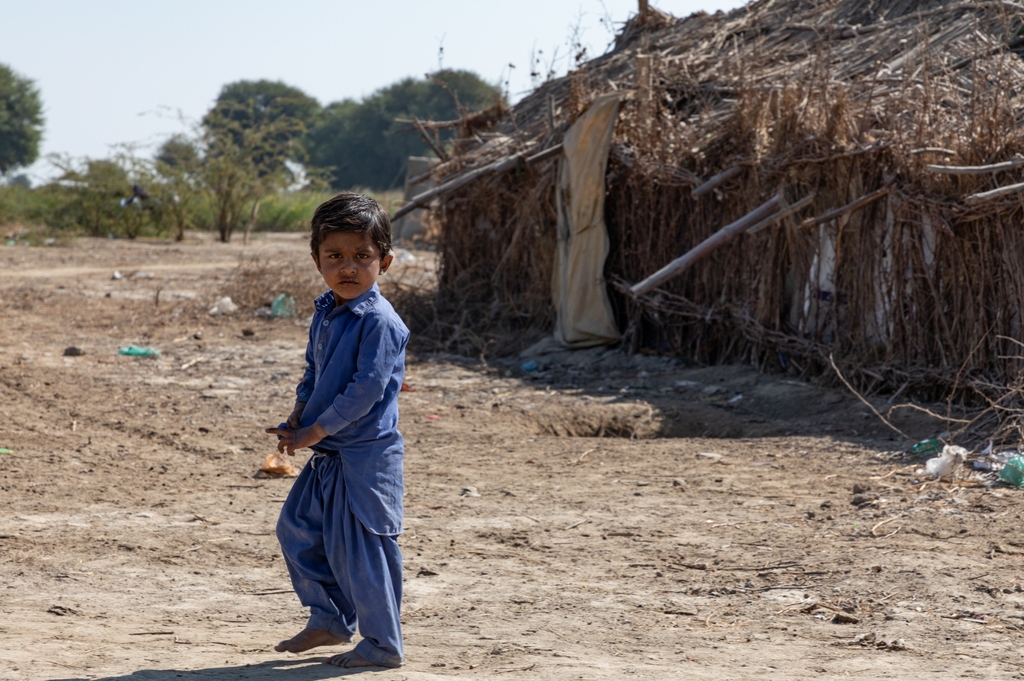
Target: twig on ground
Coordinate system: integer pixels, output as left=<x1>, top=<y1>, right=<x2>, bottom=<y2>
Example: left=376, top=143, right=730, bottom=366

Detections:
left=871, top=516, right=903, bottom=537
left=496, top=663, right=537, bottom=673
left=573, top=448, right=595, bottom=464
left=830, top=354, right=910, bottom=440
left=562, top=518, right=591, bottom=531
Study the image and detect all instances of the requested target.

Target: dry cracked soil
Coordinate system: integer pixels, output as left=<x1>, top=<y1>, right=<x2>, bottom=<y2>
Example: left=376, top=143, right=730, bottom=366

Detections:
left=2, top=233, right=1024, bottom=680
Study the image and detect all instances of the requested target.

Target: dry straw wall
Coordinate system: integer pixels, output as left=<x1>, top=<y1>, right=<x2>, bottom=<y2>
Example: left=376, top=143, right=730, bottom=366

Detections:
left=431, top=0, right=1024, bottom=398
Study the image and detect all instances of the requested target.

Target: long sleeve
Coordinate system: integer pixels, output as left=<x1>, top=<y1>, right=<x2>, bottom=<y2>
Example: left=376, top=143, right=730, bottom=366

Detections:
left=315, top=313, right=406, bottom=436
left=295, top=324, right=317, bottom=402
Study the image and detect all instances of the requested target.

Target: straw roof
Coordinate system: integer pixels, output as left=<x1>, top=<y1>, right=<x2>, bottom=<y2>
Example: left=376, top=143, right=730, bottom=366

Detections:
left=434, top=0, right=1024, bottom=177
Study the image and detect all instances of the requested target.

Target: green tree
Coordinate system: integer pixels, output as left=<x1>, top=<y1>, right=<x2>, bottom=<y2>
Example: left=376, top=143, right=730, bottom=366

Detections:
left=205, top=80, right=320, bottom=164
left=0, top=64, right=44, bottom=174
left=308, top=69, right=502, bottom=189
left=154, top=134, right=202, bottom=241
left=51, top=157, right=132, bottom=237
left=201, top=100, right=305, bottom=242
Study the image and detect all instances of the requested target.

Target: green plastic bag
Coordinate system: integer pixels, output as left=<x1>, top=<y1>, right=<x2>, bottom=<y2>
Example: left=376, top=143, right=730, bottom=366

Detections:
left=271, top=293, right=296, bottom=318
left=118, top=345, right=161, bottom=357
left=998, top=455, right=1024, bottom=488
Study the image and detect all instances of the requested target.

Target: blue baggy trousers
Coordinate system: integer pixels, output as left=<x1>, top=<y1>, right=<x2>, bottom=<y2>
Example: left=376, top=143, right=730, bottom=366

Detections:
left=275, top=452, right=404, bottom=667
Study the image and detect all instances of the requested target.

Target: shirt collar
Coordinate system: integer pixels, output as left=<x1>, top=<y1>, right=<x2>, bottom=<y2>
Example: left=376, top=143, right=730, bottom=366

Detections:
left=314, top=283, right=380, bottom=317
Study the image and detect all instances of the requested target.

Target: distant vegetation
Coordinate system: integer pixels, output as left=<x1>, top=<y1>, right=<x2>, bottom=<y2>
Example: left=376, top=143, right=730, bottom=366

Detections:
left=308, top=70, right=503, bottom=189
left=0, top=68, right=501, bottom=241
left=0, top=63, right=44, bottom=175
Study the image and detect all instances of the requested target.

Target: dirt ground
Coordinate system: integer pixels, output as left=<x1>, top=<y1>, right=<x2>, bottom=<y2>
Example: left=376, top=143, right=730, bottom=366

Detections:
left=2, top=233, right=1024, bottom=680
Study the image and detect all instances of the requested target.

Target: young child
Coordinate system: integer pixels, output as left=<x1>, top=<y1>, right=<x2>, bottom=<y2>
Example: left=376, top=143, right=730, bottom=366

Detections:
left=266, top=192, right=409, bottom=669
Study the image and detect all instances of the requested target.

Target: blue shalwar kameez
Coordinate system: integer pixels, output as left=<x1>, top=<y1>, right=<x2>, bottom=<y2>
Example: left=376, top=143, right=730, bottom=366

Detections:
left=276, top=283, right=409, bottom=668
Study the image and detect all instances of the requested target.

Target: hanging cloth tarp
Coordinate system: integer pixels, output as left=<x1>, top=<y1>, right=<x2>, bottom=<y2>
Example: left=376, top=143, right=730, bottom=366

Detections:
left=552, top=91, right=623, bottom=348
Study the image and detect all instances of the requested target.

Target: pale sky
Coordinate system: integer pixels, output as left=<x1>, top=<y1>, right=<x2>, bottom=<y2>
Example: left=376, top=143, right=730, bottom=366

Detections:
left=0, top=0, right=745, bottom=182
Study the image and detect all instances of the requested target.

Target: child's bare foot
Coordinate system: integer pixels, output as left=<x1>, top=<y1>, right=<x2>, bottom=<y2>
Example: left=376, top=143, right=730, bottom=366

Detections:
left=274, top=628, right=350, bottom=653
left=325, top=651, right=380, bottom=668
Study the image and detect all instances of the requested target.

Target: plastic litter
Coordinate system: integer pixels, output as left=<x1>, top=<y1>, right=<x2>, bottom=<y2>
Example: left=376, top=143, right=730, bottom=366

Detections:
left=256, top=452, right=299, bottom=478
left=925, top=444, right=966, bottom=479
left=396, top=250, right=417, bottom=263
left=0, top=448, right=13, bottom=454
left=912, top=438, right=943, bottom=455
left=270, top=293, right=296, bottom=318
left=111, top=270, right=123, bottom=280
left=992, top=451, right=1016, bottom=466
left=132, top=271, right=154, bottom=279
left=998, top=455, right=1024, bottom=487
left=63, top=346, right=85, bottom=357
left=118, top=345, right=161, bottom=357
left=521, top=360, right=539, bottom=372
left=209, top=296, right=238, bottom=316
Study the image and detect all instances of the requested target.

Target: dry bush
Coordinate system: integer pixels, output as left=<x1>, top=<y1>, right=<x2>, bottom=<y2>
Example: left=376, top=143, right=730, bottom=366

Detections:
left=219, top=255, right=324, bottom=315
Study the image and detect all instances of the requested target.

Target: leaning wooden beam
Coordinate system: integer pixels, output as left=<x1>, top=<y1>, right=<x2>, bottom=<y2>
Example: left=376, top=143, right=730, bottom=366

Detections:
left=413, top=118, right=448, bottom=163
left=406, top=165, right=437, bottom=187
left=746, top=193, right=816, bottom=235
left=801, top=187, right=890, bottom=228
left=395, top=117, right=462, bottom=130
left=630, top=195, right=782, bottom=296
left=691, top=165, right=742, bottom=197
left=910, top=147, right=956, bottom=156
left=925, top=158, right=1024, bottom=174
left=392, top=144, right=563, bottom=221
left=965, top=180, right=1024, bottom=203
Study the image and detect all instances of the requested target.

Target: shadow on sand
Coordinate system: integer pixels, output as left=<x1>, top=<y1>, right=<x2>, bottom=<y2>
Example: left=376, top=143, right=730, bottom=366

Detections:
left=50, top=657, right=393, bottom=681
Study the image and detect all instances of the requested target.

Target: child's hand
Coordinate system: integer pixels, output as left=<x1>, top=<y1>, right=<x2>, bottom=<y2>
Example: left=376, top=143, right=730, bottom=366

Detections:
left=286, top=401, right=307, bottom=430
left=265, top=422, right=329, bottom=456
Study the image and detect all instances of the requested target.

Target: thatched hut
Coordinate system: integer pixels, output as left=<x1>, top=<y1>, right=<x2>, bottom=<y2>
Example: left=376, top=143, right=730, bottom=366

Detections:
left=400, top=0, right=1024, bottom=397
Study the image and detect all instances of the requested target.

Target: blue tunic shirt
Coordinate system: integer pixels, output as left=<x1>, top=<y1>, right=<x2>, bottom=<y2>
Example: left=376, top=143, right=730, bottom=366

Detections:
left=295, top=283, right=409, bottom=535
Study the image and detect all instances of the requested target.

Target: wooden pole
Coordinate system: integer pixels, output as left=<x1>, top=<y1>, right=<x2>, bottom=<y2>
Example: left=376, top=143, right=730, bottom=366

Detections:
left=391, top=144, right=563, bottom=221
left=745, top=193, right=815, bottom=235
left=925, top=158, right=1024, bottom=174
left=413, top=118, right=449, bottom=162
left=630, top=195, right=781, bottom=296
left=801, top=186, right=889, bottom=227
left=965, top=180, right=1024, bottom=203
left=639, top=0, right=649, bottom=22
left=242, top=198, right=261, bottom=246
left=692, top=165, right=742, bottom=197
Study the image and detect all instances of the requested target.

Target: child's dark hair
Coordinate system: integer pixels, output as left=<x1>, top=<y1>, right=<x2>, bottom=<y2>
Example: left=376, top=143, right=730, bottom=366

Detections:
left=309, top=192, right=392, bottom=259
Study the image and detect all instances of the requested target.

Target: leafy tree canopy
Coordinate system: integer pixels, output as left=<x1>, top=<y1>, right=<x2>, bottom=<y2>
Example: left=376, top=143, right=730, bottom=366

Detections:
left=208, top=79, right=321, bottom=129
left=308, top=69, right=502, bottom=190
left=0, top=63, right=44, bottom=174
left=156, top=133, right=200, bottom=170
left=204, top=79, right=320, bottom=167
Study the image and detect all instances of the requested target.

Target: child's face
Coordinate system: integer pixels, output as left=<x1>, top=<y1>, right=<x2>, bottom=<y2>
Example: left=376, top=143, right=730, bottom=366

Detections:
left=313, top=231, right=393, bottom=305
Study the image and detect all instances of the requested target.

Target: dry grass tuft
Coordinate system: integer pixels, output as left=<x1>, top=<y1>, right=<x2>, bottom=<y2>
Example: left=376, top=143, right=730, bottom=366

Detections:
left=219, top=255, right=324, bottom=315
